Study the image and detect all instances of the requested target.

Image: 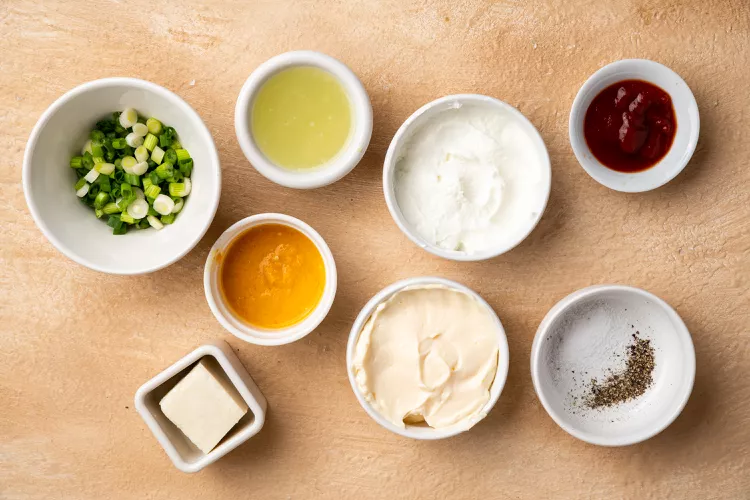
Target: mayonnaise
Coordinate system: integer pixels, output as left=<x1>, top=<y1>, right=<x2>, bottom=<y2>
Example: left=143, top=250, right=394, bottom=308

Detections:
left=352, top=285, right=500, bottom=429
left=393, top=102, right=548, bottom=254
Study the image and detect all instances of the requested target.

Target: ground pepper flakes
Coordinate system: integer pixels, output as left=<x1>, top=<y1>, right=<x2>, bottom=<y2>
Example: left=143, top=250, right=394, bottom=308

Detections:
left=586, top=333, right=655, bottom=409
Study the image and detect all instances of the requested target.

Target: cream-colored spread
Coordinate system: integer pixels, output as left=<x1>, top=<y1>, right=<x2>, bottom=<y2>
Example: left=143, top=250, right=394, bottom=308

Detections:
left=352, top=285, right=500, bottom=429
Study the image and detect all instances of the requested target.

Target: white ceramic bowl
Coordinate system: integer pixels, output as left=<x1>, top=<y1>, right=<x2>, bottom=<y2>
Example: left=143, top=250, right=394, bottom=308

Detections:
left=204, top=213, right=337, bottom=346
left=531, top=285, right=695, bottom=446
left=135, top=340, right=267, bottom=473
left=383, top=94, right=551, bottom=261
left=23, top=77, right=221, bottom=274
left=346, top=277, right=510, bottom=439
left=569, top=59, right=700, bottom=192
left=235, top=51, right=373, bottom=189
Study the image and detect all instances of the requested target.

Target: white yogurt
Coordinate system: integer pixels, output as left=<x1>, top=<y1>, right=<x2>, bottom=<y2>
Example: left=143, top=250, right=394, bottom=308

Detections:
left=393, top=101, right=549, bottom=254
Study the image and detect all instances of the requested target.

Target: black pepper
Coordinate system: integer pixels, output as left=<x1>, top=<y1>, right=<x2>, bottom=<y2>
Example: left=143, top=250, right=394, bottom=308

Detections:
left=586, top=334, right=655, bottom=409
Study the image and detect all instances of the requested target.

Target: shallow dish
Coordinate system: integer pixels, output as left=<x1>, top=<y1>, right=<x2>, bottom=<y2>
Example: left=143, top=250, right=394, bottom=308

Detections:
left=204, top=213, right=337, bottom=346
left=23, top=77, right=221, bottom=275
left=530, top=284, right=695, bottom=446
left=569, top=59, right=700, bottom=192
left=346, top=276, right=510, bottom=439
left=383, top=94, right=551, bottom=261
left=134, top=340, right=267, bottom=473
left=235, top=50, right=373, bottom=189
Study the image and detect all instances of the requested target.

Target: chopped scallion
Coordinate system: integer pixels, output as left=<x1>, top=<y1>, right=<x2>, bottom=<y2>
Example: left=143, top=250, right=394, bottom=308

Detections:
left=143, top=133, right=158, bottom=151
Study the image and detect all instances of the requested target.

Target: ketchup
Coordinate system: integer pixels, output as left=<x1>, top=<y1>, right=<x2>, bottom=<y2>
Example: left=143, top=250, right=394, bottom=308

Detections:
left=583, top=80, right=676, bottom=173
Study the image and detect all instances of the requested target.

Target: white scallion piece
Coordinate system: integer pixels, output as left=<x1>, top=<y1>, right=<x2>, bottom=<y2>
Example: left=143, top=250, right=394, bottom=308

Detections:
left=121, top=155, right=137, bottom=174
left=152, top=194, right=174, bottom=216
left=95, top=162, right=115, bottom=175
left=132, top=122, right=148, bottom=137
left=119, top=108, right=138, bottom=128
left=126, top=198, right=149, bottom=219
left=133, top=187, right=145, bottom=200
left=84, top=168, right=100, bottom=183
left=82, top=139, right=93, bottom=155
left=172, top=198, right=184, bottom=214
left=125, top=132, right=144, bottom=148
left=132, top=161, right=148, bottom=176
left=134, top=145, right=150, bottom=163
left=147, top=215, right=164, bottom=230
left=76, top=183, right=90, bottom=197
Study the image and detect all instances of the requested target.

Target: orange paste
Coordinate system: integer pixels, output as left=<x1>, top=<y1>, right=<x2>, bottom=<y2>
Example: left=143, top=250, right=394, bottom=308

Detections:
left=220, top=224, right=325, bottom=329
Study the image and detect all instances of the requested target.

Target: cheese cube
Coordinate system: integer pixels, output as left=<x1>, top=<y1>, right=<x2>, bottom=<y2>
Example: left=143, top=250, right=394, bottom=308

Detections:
left=160, top=358, right=248, bottom=454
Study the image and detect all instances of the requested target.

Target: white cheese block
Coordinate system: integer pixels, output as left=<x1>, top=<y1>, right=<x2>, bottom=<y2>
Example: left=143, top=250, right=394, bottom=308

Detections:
left=159, top=358, right=249, bottom=454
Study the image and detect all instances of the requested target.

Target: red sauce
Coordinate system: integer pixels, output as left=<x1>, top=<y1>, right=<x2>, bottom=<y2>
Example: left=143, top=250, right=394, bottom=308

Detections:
left=584, top=80, right=676, bottom=173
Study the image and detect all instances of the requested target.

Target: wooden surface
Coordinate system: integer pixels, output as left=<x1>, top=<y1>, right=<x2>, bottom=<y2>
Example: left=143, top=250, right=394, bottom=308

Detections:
left=2, top=1, right=749, bottom=498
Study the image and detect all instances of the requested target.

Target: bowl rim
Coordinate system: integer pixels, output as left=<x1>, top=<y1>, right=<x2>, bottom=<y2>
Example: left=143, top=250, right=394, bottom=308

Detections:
left=568, top=58, right=700, bottom=193
left=203, top=213, right=338, bottom=346
left=345, top=276, right=510, bottom=439
left=234, top=50, right=373, bottom=189
left=530, top=284, right=696, bottom=446
left=22, top=76, right=222, bottom=275
left=382, top=94, right=552, bottom=261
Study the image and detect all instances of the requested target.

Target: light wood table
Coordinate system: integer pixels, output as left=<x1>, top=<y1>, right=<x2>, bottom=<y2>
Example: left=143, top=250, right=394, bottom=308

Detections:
left=2, top=1, right=748, bottom=498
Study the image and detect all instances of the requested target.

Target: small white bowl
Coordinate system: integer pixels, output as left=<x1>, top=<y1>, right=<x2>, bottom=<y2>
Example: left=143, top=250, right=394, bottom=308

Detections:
left=346, top=277, right=510, bottom=439
left=235, top=51, right=373, bottom=189
left=530, top=285, right=695, bottom=446
left=204, top=213, right=337, bottom=346
left=134, top=340, right=267, bottom=473
left=383, top=94, right=551, bottom=261
left=569, top=59, right=700, bottom=192
left=23, top=77, right=221, bottom=275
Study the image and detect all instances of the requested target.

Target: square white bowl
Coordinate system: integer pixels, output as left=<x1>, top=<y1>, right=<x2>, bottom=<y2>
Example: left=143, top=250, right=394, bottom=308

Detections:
left=134, top=341, right=267, bottom=472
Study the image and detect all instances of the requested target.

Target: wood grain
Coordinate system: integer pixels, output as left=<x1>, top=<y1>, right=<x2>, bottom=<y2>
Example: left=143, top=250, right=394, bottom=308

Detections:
left=1, top=0, right=748, bottom=498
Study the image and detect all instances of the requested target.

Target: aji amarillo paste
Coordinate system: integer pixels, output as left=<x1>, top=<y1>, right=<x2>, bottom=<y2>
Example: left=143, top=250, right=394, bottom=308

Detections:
left=220, top=224, right=325, bottom=329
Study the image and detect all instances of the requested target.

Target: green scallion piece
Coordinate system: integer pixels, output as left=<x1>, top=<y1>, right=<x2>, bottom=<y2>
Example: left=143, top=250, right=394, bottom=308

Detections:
left=143, top=134, right=158, bottom=151
left=94, top=208, right=105, bottom=219
left=91, top=144, right=104, bottom=157
left=143, top=177, right=153, bottom=191
left=137, top=219, right=150, bottom=229
left=175, top=149, right=190, bottom=162
left=112, top=138, right=127, bottom=149
left=179, top=158, right=193, bottom=177
left=93, top=156, right=105, bottom=165
left=70, top=156, right=83, bottom=169
left=74, top=177, right=87, bottom=191
left=168, top=182, right=189, bottom=197
left=82, top=153, right=94, bottom=170
left=96, top=175, right=111, bottom=193
left=93, top=191, right=110, bottom=209
left=148, top=171, right=160, bottom=185
left=102, top=202, right=121, bottom=214
left=160, top=213, right=176, bottom=225
left=147, top=206, right=159, bottom=217
left=90, top=130, right=105, bottom=142
left=120, top=212, right=136, bottom=224
left=113, top=223, right=128, bottom=235
left=170, top=139, right=182, bottom=150
left=154, top=162, right=173, bottom=180
left=151, top=146, right=165, bottom=165
left=123, top=173, right=140, bottom=187
left=144, top=184, right=161, bottom=199
left=163, top=148, right=177, bottom=165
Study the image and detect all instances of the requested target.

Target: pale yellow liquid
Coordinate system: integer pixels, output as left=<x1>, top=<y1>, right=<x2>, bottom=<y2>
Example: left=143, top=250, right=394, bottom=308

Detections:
left=251, top=66, right=352, bottom=170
